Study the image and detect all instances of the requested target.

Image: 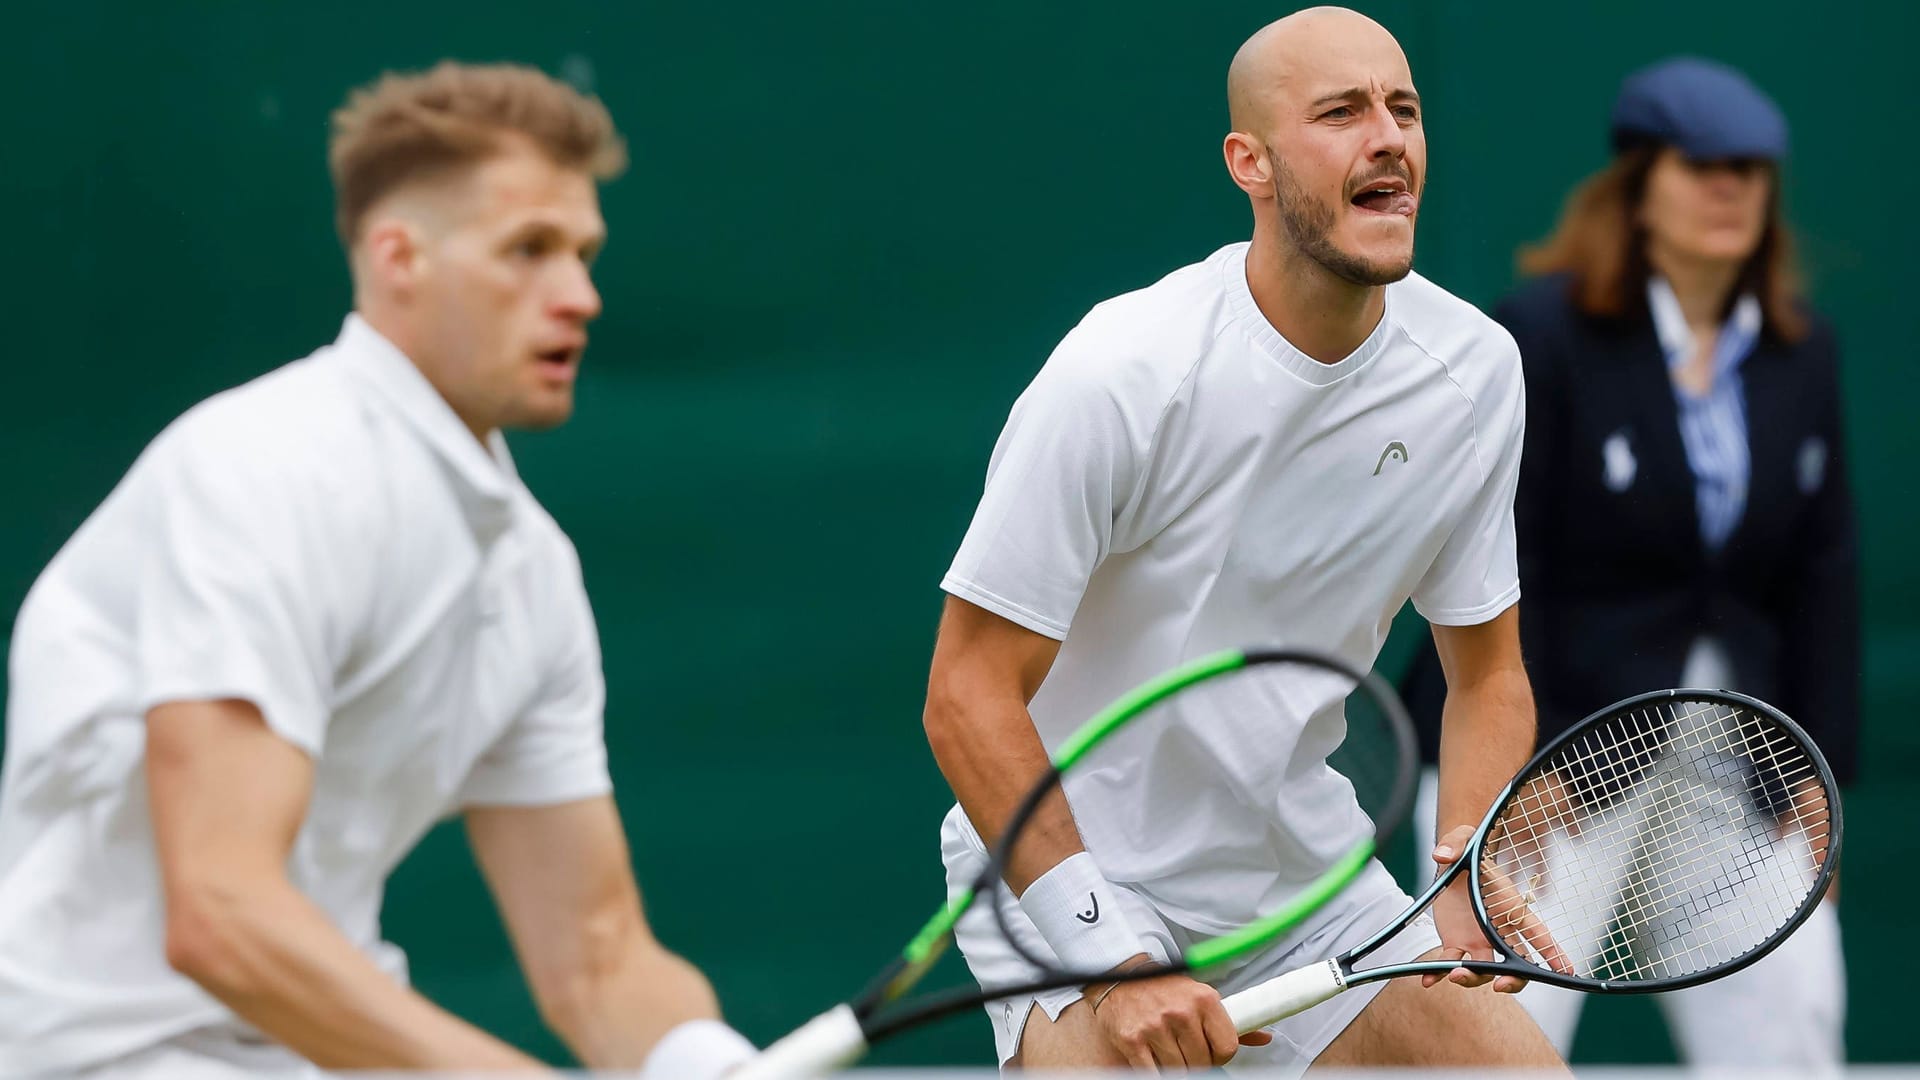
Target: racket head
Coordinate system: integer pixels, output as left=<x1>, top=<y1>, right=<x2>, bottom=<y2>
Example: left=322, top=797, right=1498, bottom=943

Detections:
left=1467, top=688, right=1840, bottom=993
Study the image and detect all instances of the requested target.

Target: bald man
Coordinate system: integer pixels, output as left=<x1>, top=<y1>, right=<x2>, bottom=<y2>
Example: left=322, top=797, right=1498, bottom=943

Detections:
left=920, top=7, right=1565, bottom=1073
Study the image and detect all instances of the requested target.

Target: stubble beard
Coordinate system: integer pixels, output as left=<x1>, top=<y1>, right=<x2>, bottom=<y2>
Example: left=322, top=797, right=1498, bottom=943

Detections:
left=1268, top=150, right=1415, bottom=287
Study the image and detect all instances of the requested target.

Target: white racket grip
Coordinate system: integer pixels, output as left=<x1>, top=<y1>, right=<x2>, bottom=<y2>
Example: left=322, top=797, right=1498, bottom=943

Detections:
left=1223, top=958, right=1347, bottom=1033
left=730, top=1003, right=867, bottom=1080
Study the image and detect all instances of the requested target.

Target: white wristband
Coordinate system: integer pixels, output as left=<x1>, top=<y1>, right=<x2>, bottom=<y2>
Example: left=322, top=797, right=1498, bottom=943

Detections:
left=640, top=1019, right=758, bottom=1080
left=1016, top=851, right=1145, bottom=974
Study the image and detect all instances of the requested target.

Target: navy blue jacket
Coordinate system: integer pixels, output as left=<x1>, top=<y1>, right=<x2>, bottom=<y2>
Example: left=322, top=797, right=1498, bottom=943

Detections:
left=1401, top=273, right=1861, bottom=784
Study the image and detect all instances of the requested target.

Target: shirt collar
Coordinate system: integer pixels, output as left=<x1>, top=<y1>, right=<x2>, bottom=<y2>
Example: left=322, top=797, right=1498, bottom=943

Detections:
left=1647, top=275, right=1763, bottom=374
left=1223, top=242, right=1395, bottom=386
left=329, top=313, right=520, bottom=543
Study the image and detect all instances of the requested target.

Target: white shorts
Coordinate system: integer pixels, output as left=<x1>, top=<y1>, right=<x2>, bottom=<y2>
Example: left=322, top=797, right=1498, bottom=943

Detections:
left=940, top=813, right=1439, bottom=1072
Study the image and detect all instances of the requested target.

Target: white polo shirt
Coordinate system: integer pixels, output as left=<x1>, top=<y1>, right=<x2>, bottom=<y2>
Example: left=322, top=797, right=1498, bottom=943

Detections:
left=941, top=242, right=1524, bottom=934
left=0, top=315, right=612, bottom=1074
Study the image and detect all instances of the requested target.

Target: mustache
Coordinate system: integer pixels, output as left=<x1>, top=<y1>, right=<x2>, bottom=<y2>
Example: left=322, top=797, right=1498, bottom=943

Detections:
left=1347, top=164, right=1415, bottom=196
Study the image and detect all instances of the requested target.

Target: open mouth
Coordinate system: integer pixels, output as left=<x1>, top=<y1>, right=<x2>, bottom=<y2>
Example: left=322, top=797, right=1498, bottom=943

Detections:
left=535, top=346, right=581, bottom=379
left=1351, top=182, right=1417, bottom=216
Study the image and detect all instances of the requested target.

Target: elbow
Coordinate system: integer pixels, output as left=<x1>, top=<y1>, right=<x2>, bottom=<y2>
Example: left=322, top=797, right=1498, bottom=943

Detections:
left=534, top=913, right=718, bottom=1048
left=162, top=878, right=261, bottom=999
left=922, top=674, right=973, bottom=769
left=534, top=910, right=644, bottom=1035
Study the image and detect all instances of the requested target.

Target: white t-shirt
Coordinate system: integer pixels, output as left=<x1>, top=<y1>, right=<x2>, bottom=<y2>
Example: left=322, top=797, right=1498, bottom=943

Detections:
left=940, top=243, right=1524, bottom=934
left=0, top=315, right=612, bottom=1074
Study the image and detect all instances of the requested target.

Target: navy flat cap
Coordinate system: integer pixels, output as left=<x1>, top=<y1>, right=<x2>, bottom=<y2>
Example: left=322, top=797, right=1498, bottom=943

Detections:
left=1610, top=57, right=1788, bottom=161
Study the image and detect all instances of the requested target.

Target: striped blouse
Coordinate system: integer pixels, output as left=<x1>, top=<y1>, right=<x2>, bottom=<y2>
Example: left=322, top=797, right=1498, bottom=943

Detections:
left=1647, top=277, right=1763, bottom=552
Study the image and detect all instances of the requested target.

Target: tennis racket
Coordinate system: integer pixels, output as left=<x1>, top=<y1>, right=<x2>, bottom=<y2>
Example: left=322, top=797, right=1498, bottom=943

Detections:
left=735, top=647, right=1418, bottom=1078
left=1219, top=688, right=1841, bottom=1031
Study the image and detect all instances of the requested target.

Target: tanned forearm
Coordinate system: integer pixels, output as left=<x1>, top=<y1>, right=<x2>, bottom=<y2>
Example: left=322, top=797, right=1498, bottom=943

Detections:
left=921, top=596, right=1081, bottom=895
left=166, top=872, right=537, bottom=1070
left=926, top=679, right=1083, bottom=895
left=464, top=798, right=731, bottom=1072
left=540, top=927, right=720, bottom=1068
left=1435, top=660, right=1536, bottom=842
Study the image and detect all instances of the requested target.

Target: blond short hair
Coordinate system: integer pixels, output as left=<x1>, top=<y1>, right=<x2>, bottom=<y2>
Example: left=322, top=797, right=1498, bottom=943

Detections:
left=328, top=61, right=627, bottom=246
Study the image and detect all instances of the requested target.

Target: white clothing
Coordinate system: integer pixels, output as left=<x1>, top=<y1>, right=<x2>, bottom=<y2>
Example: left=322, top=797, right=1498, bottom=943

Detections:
left=0, top=315, right=612, bottom=1074
left=55, top=1028, right=313, bottom=1080
left=939, top=243, right=1526, bottom=934
left=942, top=810, right=1438, bottom=1072
left=1412, top=767, right=1845, bottom=1064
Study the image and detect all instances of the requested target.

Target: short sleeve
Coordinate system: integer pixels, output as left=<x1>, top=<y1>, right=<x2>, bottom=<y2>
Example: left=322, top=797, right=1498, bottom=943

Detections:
left=133, top=416, right=353, bottom=755
left=1411, top=337, right=1527, bottom=626
left=941, top=346, right=1146, bottom=640
left=459, top=538, right=612, bottom=807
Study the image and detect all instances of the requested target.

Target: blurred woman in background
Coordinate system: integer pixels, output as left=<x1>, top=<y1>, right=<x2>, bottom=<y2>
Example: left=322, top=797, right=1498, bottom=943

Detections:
left=1402, top=56, right=1858, bottom=1065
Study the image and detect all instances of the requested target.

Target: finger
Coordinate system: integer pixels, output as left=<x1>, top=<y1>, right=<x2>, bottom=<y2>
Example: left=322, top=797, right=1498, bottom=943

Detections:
left=1447, top=948, right=1494, bottom=988
left=1449, top=965, right=1495, bottom=988
left=1493, top=975, right=1528, bottom=994
left=1118, top=1033, right=1159, bottom=1074
left=1424, top=946, right=1462, bottom=988
left=1198, top=996, right=1240, bottom=1067
left=1144, top=1023, right=1186, bottom=1071
left=1422, top=945, right=1463, bottom=988
left=1167, top=1008, right=1210, bottom=1071
left=1503, top=899, right=1573, bottom=976
left=1432, top=824, right=1475, bottom=866
left=1239, top=1029, right=1276, bottom=1047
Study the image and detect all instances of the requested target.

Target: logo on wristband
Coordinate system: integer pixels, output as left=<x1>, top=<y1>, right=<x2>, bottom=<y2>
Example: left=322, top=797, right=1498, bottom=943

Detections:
left=1075, top=893, right=1101, bottom=924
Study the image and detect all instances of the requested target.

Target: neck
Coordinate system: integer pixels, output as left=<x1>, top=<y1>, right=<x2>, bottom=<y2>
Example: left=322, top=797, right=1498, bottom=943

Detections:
left=353, top=301, right=497, bottom=447
left=1649, top=246, right=1741, bottom=329
left=1244, top=223, right=1386, bottom=364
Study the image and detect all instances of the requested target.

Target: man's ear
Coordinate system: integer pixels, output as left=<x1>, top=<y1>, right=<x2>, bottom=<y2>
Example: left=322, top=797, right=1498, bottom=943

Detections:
left=358, top=215, right=431, bottom=297
left=1223, top=132, right=1275, bottom=199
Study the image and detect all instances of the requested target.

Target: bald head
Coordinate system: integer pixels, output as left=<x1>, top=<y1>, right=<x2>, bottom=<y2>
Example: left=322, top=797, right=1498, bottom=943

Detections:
left=1220, top=6, right=1425, bottom=291
left=1227, top=7, right=1409, bottom=136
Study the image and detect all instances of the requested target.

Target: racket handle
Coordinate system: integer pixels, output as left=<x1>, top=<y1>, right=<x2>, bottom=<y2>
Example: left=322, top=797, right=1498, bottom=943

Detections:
left=731, top=1003, right=868, bottom=1080
left=1222, top=959, right=1346, bottom=1033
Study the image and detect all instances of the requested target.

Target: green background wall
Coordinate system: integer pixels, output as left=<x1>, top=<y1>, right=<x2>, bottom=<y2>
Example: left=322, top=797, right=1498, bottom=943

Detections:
left=4, top=0, right=1914, bottom=1066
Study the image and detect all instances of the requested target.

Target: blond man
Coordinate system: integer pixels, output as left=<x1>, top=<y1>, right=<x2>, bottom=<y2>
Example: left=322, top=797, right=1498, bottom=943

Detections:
left=0, top=63, right=749, bottom=1078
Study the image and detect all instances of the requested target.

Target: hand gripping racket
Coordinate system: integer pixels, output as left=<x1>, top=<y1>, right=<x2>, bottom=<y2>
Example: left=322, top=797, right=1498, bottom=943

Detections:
left=1219, top=688, right=1841, bottom=1031
left=735, top=647, right=1418, bottom=1078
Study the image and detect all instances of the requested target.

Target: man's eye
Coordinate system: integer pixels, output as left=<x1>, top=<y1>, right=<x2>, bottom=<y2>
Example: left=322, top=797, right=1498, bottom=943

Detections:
left=512, top=238, right=548, bottom=258
left=1393, top=105, right=1419, bottom=121
left=1322, top=106, right=1354, bottom=119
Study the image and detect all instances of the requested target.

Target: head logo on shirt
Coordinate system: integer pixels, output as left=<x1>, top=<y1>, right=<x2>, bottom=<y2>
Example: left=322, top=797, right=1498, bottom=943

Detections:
left=1372, top=441, right=1410, bottom=476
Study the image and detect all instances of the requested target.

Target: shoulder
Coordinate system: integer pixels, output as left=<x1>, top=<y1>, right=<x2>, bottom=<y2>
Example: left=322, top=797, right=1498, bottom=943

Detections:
left=1386, top=274, right=1525, bottom=475
left=1765, top=304, right=1845, bottom=400
left=1390, top=272, right=1523, bottom=400
left=144, top=356, right=388, bottom=530
left=1040, top=246, right=1245, bottom=418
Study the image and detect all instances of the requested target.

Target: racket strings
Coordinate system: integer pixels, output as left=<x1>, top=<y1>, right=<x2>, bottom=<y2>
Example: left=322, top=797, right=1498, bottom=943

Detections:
left=1477, top=699, right=1830, bottom=983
